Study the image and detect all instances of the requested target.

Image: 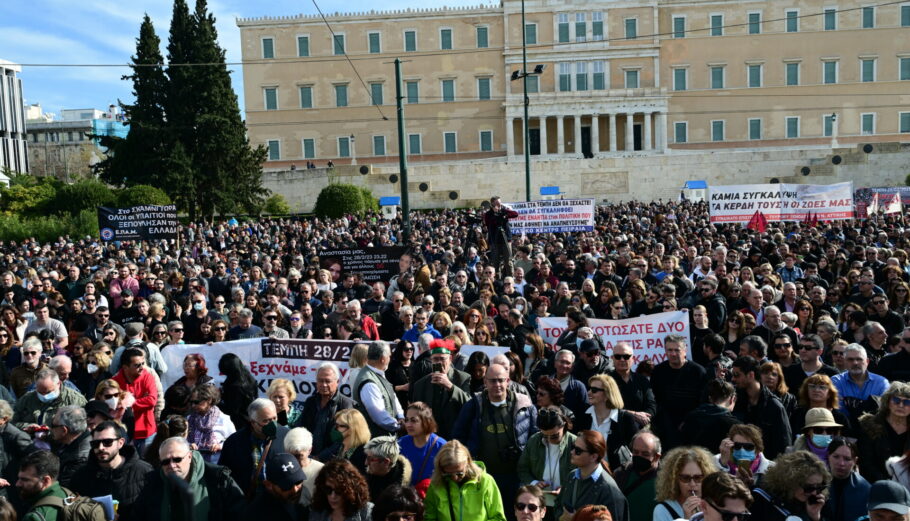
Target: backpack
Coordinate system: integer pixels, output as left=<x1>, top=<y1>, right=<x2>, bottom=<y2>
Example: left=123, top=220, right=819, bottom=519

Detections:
left=31, top=489, right=108, bottom=521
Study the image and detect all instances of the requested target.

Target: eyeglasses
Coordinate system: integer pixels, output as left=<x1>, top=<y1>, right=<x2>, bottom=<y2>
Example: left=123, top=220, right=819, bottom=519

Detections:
left=799, top=344, right=818, bottom=351
left=801, top=483, right=827, bottom=494
left=872, top=300, right=887, bottom=305
left=102, top=392, right=119, bottom=399
left=264, top=316, right=278, bottom=321
left=160, top=454, right=189, bottom=466
left=571, top=445, right=591, bottom=455
left=612, top=354, right=632, bottom=360
left=442, top=470, right=467, bottom=479
left=153, top=331, right=168, bottom=336
left=706, top=500, right=752, bottom=521
left=89, top=438, right=121, bottom=449
left=214, top=300, right=225, bottom=304
left=23, top=351, right=39, bottom=356
left=290, top=317, right=301, bottom=322
left=891, top=396, right=910, bottom=407
left=335, top=423, right=349, bottom=430
left=732, top=442, right=755, bottom=451
left=96, top=314, right=109, bottom=318
left=812, top=427, right=840, bottom=435
left=515, top=502, right=541, bottom=513
left=679, top=473, right=704, bottom=483
left=213, top=326, right=226, bottom=331
left=401, top=347, right=414, bottom=352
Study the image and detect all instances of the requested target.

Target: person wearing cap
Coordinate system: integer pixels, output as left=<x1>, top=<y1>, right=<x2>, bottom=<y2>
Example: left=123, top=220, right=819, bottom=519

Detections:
left=408, top=342, right=470, bottom=439
left=68, top=420, right=152, bottom=520
left=573, top=338, right=612, bottom=387
left=109, top=322, right=168, bottom=377
left=243, top=452, right=311, bottom=521
left=791, top=408, right=844, bottom=461
left=133, top=436, right=245, bottom=521
left=83, top=399, right=114, bottom=433
left=111, top=288, right=142, bottom=326
left=864, top=480, right=910, bottom=521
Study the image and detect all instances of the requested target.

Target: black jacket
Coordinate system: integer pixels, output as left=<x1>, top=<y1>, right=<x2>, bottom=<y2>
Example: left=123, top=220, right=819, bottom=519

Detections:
left=133, top=461, right=246, bottom=521
left=680, top=403, right=742, bottom=453
left=733, top=385, right=792, bottom=459
left=218, top=426, right=289, bottom=495
left=700, top=292, right=727, bottom=332
left=69, top=444, right=153, bottom=521
left=608, top=371, right=657, bottom=417
left=53, top=430, right=91, bottom=489
left=576, top=409, right=641, bottom=471
left=857, top=412, right=909, bottom=482
left=298, top=391, right=354, bottom=457
left=876, top=349, right=910, bottom=383
left=0, top=422, right=30, bottom=487
left=572, top=356, right=612, bottom=387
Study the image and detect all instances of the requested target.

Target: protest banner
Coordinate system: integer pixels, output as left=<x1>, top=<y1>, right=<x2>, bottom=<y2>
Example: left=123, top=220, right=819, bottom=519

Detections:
left=319, top=247, right=407, bottom=284
left=537, top=311, right=690, bottom=367
left=855, top=187, right=909, bottom=218
left=708, top=182, right=854, bottom=224
left=161, top=338, right=353, bottom=404
left=507, top=198, right=596, bottom=235
left=97, top=205, right=179, bottom=242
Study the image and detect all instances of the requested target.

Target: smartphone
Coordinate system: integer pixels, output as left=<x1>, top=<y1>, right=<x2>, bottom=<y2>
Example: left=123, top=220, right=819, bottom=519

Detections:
left=432, top=362, right=443, bottom=373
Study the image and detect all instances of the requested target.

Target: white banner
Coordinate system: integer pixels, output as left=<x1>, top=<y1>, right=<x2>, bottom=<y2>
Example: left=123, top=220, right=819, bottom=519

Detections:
left=161, top=338, right=353, bottom=404
left=508, top=198, right=596, bottom=235
left=708, top=182, right=854, bottom=224
left=537, top=311, right=690, bottom=367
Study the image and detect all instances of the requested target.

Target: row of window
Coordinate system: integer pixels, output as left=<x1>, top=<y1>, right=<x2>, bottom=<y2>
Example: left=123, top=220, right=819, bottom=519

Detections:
left=263, top=77, right=494, bottom=110
left=265, top=131, right=496, bottom=160
left=673, top=112, right=910, bottom=143
left=672, top=57, right=910, bottom=90
left=28, top=132, right=87, bottom=143
left=671, top=5, right=910, bottom=38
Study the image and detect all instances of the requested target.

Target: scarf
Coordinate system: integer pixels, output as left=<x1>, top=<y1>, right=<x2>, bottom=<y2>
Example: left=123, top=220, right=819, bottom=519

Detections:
left=160, top=451, right=210, bottom=521
left=188, top=406, right=222, bottom=451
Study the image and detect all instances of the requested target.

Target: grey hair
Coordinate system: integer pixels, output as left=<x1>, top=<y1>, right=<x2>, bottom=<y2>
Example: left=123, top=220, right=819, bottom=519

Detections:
left=22, top=337, right=41, bottom=352
left=147, top=293, right=166, bottom=305
left=863, top=321, right=885, bottom=336
left=167, top=320, right=183, bottom=331
left=364, top=435, right=400, bottom=460
left=49, top=355, right=72, bottom=371
left=284, top=427, right=314, bottom=454
left=159, top=436, right=191, bottom=456
left=0, top=400, right=12, bottom=421
left=367, top=341, right=391, bottom=361
left=664, top=334, right=688, bottom=348
left=36, top=368, right=60, bottom=385
left=491, top=353, right=510, bottom=368
left=54, top=405, right=87, bottom=433
left=764, top=305, right=782, bottom=316
left=418, top=333, right=434, bottom=351
left=631, top=431, right=662, bottom=456
left=844, top=343, right=867, bottom=360
left=315, top=361, right=341, bottom=381
left=247, top=397, right=276, bottom=420
left=239, top=308, right=254, bottom=319
left=556, top=349, right=576, bottom=362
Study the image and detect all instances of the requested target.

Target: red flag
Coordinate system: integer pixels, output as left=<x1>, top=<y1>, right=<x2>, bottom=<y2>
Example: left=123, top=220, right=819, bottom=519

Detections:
left=746, top=211, right=767, bottom=233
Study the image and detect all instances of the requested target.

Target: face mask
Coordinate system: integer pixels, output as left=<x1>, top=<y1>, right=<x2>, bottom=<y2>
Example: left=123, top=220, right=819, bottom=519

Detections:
left=811, top=434, right=833, bottom=448
left=37, top=390, right=59, bottom=403
left=732, top=449, right=756, bottom=463
left=261, top=420, right=279, bottom=439
left=515, top=304, right=524, bottom=312
left=87, top=363, right=99, bottom=374
left=330, top=428, right=344, bottom=444
left=576, top=338, right=584, bottom=348
left=104, top=397, right=119, bottom=410
left=523, top=344, right=533, bottom=355
left=631, top=455, right=653, bottom=473
left=193, top=302, right=204, bottom=311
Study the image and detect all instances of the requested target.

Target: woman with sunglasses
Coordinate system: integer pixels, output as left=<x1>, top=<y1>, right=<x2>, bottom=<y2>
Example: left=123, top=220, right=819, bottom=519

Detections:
left=653, top=445, right=715, bottom=521
left=789, top=374, right=852, bottom=436
left=309, top=458, right=373, bottom=521
left=857, top=381, right=910, bottom=482
left=576, top=374, right=640, bottom=471
left=716, top=424, right=774, bottom=488
left=388, top=340, right=414, bottom=408
left=372, top=485, right=425, bottom=521
left=424, top=440, right=506, bottom=521
left=517, top=407, right=575, bottom=517
left=888, top=281, right=910, bottom=317
left=94, top=379, right=136, bottom=441
left=320, top=409, right=370, bottom=471
left=750, top=450, right=830, bottom=521
left=207, top=319, right=229, bottom=344
left=513, top=485, right=546, bottom=521
left=557, top=430, right=627, bottom=521
left=721, top=311, right=747, bottom=354
left=186, top=384, right=236, bottom=463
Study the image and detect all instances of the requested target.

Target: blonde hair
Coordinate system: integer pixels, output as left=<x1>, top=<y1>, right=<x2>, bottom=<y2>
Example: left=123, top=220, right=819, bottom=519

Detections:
left=588, top=374, right=624, bottom=410
left=267, top=378, right=297, bottom=402
left=655, top=446, right=716, bottom=502
left=334, top=409, right=370, bottom=448
left=430, top=440, right=482, bottom=487
left=348, top=343, right=369, bottom=369
left=94, top=379, right=123, bottom=400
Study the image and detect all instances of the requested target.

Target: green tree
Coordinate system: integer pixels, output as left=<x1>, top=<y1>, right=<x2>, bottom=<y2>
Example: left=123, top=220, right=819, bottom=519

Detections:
left=0, top=176, right=60, bottom=217
left=53, top=179, right=116, bottom=216
left=262, top=194, right=291, bottom=215
left=117, top=185, right=173, bottom=207
left=314, top=184, right=376, bottom=218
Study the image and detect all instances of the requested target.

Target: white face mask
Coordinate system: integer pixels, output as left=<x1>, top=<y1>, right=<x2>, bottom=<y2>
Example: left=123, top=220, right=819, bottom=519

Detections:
left=87, top=363, right=99, bottom=374
left=104, top=397, right=119, bottom=410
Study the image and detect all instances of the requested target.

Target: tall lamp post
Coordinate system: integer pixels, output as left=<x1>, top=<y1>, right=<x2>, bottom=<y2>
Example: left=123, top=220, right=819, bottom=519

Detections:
left=511, top=0, right=545, bottom=202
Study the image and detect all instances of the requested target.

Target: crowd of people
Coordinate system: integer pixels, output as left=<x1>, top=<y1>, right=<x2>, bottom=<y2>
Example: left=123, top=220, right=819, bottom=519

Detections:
left=0, top=195, right=906, bottom=521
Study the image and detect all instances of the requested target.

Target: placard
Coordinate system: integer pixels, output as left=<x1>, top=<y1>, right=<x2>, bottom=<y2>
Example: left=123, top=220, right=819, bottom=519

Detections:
left=508, top=199, right=596, bottom=234
left=97, top=205, right=178, bottom=241
left=708, top=182, right=853, bottom=224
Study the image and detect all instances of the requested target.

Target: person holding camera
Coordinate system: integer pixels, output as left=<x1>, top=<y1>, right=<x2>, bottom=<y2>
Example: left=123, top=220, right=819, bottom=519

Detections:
left=454, top=362, right=537, bottom=521
left=483, top=196, right=519, bottom=278
left=409, top=344, right=471, bottom=440
left=750, top=450, right=830, bottom=521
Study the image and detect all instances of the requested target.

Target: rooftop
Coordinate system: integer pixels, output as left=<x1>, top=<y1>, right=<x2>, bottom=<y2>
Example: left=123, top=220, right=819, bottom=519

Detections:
left=237, top=3, right=501, bottom=25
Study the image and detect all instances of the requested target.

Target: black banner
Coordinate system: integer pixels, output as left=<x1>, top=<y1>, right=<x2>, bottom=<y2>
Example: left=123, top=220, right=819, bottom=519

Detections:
left=319, top=247, right=406, bottom=284
left=97, top=205, right=178, bottom=242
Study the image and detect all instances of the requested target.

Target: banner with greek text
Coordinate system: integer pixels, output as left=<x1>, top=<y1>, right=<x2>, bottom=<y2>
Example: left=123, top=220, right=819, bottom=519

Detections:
left=855, top=187, right=910, bottom=218
left=508, top=198, right=596, bottom=235
left=161, top=338, right=353, bottom=404
left=319, top=247, right=407, bottom=284
left=708, top=182, right=854, bottom=224
left=97, top=205, right=179, bottom=241
left=537, top=311, right=690, bottom=367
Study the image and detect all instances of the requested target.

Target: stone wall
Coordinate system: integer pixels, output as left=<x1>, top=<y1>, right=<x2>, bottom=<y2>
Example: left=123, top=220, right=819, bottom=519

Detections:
left=262, top=143, right=910, bottom=212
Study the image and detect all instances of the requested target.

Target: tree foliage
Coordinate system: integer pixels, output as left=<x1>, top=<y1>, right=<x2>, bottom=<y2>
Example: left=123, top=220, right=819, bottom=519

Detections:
left=53, top=179, right=116, bottom=217
left=262, top=194, right=291, bottom=215
left=314, top=184, right=377, bottom=218
left=117, top=185, right=172, bottom=207
left=0, top=177, right=60, bottom=217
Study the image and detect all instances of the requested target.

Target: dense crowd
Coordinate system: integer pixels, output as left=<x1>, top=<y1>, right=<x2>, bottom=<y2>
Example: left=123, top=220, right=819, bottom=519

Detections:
left=0, top=196, right=907, bottom=521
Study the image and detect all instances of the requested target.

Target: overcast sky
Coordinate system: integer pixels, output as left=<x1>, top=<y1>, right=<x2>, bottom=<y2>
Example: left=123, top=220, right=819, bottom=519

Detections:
left=2, top=0, right=489, bottom=117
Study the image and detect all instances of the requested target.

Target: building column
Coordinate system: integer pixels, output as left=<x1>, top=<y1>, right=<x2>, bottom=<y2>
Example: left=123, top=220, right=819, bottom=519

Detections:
left=657, top=112, right=668, bottom=152
left=557, top=116, right=565, bottom=155
left=644, top=112, right=653, bottom=150
left=592, top=114, right=600, bottom=155
left=609, top=113, right=617, bottom=152
left=574, top=115, right=583, bottom=157
left=506, top=117, right=515, bottom=157
left=539, top=117, right=548, bottom=157
left=625, top=112, right=635, bottom=151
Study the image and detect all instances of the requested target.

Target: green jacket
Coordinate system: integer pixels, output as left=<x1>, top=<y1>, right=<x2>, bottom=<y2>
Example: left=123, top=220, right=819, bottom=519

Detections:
left=23, top=482, right=68, bottom=521
left=410, top=368, right=471, bottom=439
left=424, top=462, right=506, bottom=521
left=517, top=431, right=577, bottom=499
left=13, top=386, right=87, bottom=431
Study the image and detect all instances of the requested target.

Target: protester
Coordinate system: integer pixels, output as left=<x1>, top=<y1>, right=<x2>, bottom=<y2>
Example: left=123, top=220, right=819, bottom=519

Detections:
left=309, top=458, right=373, bottom=521
left=749, top=450, right=830, bottom=521
left=652, top=446, right=716, bottom=521
left=424, top=440, right=506, bottom=521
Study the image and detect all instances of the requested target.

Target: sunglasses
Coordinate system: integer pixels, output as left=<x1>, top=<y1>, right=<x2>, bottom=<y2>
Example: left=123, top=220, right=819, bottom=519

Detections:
left=612, top=354, right=632, bottom=360
left=801, top=483, right=827, bottom=494
left=171, top=329, right=184, bottom=333
left=891, top=396, right=910, bottom=407
left=264, top=316, right=278, bottom=320
left=679, top=473, right=704, bottom=483
left=732, top=442, right=755, bottom=451
left=102, top=392, right=119, bottom=399
left=812, top=427, right=839, bottom=434
left=798, top=344, right=818, bottom=351
left=89, top=438, right=121, bottom=449
left=515, top=502, right=541, bottom=513
left=160, top=454, right=189, bottom=466
left=571, top=445, right=591, bottom=455
left=442, top=471, right=466, bottom=479
left=706, top=501, right=751, bottom=521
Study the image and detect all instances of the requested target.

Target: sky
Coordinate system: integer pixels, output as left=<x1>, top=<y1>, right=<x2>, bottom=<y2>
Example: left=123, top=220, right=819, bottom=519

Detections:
left=1, top=0, right=490, bottom=118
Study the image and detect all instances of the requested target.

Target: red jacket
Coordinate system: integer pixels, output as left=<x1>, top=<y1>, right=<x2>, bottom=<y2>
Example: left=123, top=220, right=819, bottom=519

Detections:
left=359, top=315, right=380, bottom=340
left=113, top=368, right=158, bottom=440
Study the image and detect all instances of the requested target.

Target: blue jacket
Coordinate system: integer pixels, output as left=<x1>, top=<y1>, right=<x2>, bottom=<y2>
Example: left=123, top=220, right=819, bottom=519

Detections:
left=825, top=472, right=871, bottom=521
left=402, top=324, right=442, bottom=343
left=453, top=391, right=537, bottom=455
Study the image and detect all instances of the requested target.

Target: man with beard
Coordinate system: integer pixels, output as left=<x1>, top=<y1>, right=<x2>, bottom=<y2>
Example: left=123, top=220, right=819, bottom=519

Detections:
left=16, top=451, right=67, bottom=521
